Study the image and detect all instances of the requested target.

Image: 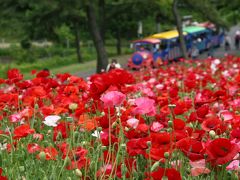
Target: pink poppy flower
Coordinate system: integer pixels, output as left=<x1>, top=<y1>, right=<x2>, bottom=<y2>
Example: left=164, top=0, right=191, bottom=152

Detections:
left=190, top=159, right=211, bottom=176
left=133, top=97, right=156, bottom=116
left=226, top=160, right=240, bottom=171
left=218, top=110, right=234, bottom=122
left=126, top=118, right=139, bottom=129
left=100, top=91, right=126, bottom=107
left=150, top=122, right=164, bottom=132
left=9, top=113, right=22, bottom=123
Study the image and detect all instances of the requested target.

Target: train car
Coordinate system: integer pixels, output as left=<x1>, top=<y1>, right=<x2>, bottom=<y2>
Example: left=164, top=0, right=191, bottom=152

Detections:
left=127, top=38, right=162, bottom=69
left=198, top=22, right=224, bottom=47
left=183, top=26, right=211, bottom=52
left=150, top=30, right=189, bottom=61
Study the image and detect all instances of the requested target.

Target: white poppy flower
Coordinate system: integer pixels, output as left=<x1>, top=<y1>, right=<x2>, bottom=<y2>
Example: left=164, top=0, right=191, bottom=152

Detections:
left=43, top=115, right=61, bottom=127
left=91, top=130, right=103, bottom=138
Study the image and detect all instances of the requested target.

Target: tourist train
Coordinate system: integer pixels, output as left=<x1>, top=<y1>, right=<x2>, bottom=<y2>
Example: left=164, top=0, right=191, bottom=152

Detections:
left=128, top=23, right=224, bottom=69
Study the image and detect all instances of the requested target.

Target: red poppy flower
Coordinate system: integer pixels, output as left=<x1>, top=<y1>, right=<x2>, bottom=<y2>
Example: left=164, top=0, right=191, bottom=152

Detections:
left=13, top=124, right=35, bottom=139
left=37, top=146, right=58, bottom=160
left=149, top=167, right=181, bottom=180
left=202, top=116, right=226, bottom=134
left=33, top=133, right=44, bottom=141
left=64, top=146, right=89, bottom=170
left=176, top=138, right=204, bottom=161
left=230, top=128, right=240, bottom=140
left=196, top=104, right=209, bottom=118
left=0, top=78, right=5, bottom=85
left=36, top=70, right=50, bottom=78
left=126, top=137, right=150, bottom=156
left=173, top=119, right=185, bottom=130
left=53, top=122, right=69, bottom=141
left=100, top=131, right=118, bottom=146
left=27, top=143, right=41, bottom=154
left=169, top=86, right=179, bottom=98
left=89, top=74, right=109, bottom=99
left=0, top=167, right=8, bottom=180
left=184, top=79, right=196, bottom=90
left=7, top=68, right=23, bottom=83
left=173, top=101, right=187, bottom=115
left=150, top=132, right=171, bottom=148
left=205, top=138, right=239, bottom=165
left=145, top=147, right=169, bottom=161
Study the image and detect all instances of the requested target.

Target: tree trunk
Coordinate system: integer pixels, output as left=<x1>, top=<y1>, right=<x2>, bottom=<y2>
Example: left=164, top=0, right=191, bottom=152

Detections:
left=116, top=29, right=121, bottom=55
left=74, top=23, right=83, bottom=63
left=155, top=14, right=161, bottom=33
left=86, top=2, right=108, bottom=73
left=172, top=0, right=188, bottom=59
left=99, top=0, right=105, bottom=44
left=98, top=0, right=105, bottom=44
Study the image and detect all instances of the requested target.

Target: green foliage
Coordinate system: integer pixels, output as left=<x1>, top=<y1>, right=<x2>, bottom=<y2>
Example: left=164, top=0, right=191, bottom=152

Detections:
left=0, top=44, right=132, bottom=78
left=54, top=24, right=75, bottom=47
left=20, top=39, right=31, bottom=49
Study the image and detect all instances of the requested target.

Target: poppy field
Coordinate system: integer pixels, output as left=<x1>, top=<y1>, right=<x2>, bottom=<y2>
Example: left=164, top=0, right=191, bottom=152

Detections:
left=0, top=56, right=240, bottom=180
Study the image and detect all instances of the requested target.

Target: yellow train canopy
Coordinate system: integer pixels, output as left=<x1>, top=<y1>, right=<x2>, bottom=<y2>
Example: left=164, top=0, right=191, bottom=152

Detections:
left=150, top=30, right=187, bottom=39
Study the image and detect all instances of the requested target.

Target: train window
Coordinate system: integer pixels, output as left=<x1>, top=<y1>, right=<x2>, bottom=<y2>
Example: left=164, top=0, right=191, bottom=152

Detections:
left=170, top=39, right=177, bottom=48
left=160, top=42, right=167, bottom=50
left=185, top=36, right=192, bottom=44
left=135, top=43, right=153, bottom=51
left=212, top=30, right=219, bottom=36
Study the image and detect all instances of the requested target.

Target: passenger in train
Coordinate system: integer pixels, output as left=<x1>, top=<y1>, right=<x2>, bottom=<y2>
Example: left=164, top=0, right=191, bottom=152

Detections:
left=235, top=30, right=240, bottom=50
left=224, top=34, right=232, bottom=51
left=191, top=45, right=199, bottom=59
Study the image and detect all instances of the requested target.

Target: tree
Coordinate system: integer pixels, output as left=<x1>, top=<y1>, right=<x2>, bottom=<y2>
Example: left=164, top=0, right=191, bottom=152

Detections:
left=86, top=2, right=108, bottom=73
left=171, top=0, right=229, bottom=59
left=0, top=0, right=85, bottom=63
left=172, top=0, right=188, bottom=59
left=183, top=0, right=228, bottom=29
left=105, top=0, right=173, bottom=55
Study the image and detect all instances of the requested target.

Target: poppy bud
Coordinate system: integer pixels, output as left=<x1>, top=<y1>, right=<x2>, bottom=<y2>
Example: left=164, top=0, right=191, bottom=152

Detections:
left=66, top=117, right=73, bottom=122
left=168, top=104, right=176, bottom=108
left=81, top=141, right=88, bottom=146
left=228, top=125, right=232, bottom=130
left=69, top=103, right=78, bottom=111
left=97, top=127, right=102, bottom=132
left=168, top=121, right=173, bottom=127
left=147, top=141, right=151, bottom=147
left=125, top=127, right=129, bottom=131
left=151, top=161, right=160, bottom=172
left=73, top=131, right=79, bottom=139
left=75, top=169, right=82, bottom=177
left=162, top=176, right=168, bottom=180
left=39, top=151, right=46, bottom=161
left=112, top=121, right=118, bottom=128
left=34, top=104, right=39, bottom=109
left=167, top=128, right=172, bottom=132
left=209, top=130, right=216, bottom=138
left=19, top=166, right=25, bottom=172
left=164, top=152, right=170, bottom=159
left=101, top=146, right=107, bottom=151
left=67, top=177, right=72, bottom=180
left=189, top=123, right=194, bottom=128
left=120, top=144, right=126, bottom=149
left=3, top=106, right=9, bottom=112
